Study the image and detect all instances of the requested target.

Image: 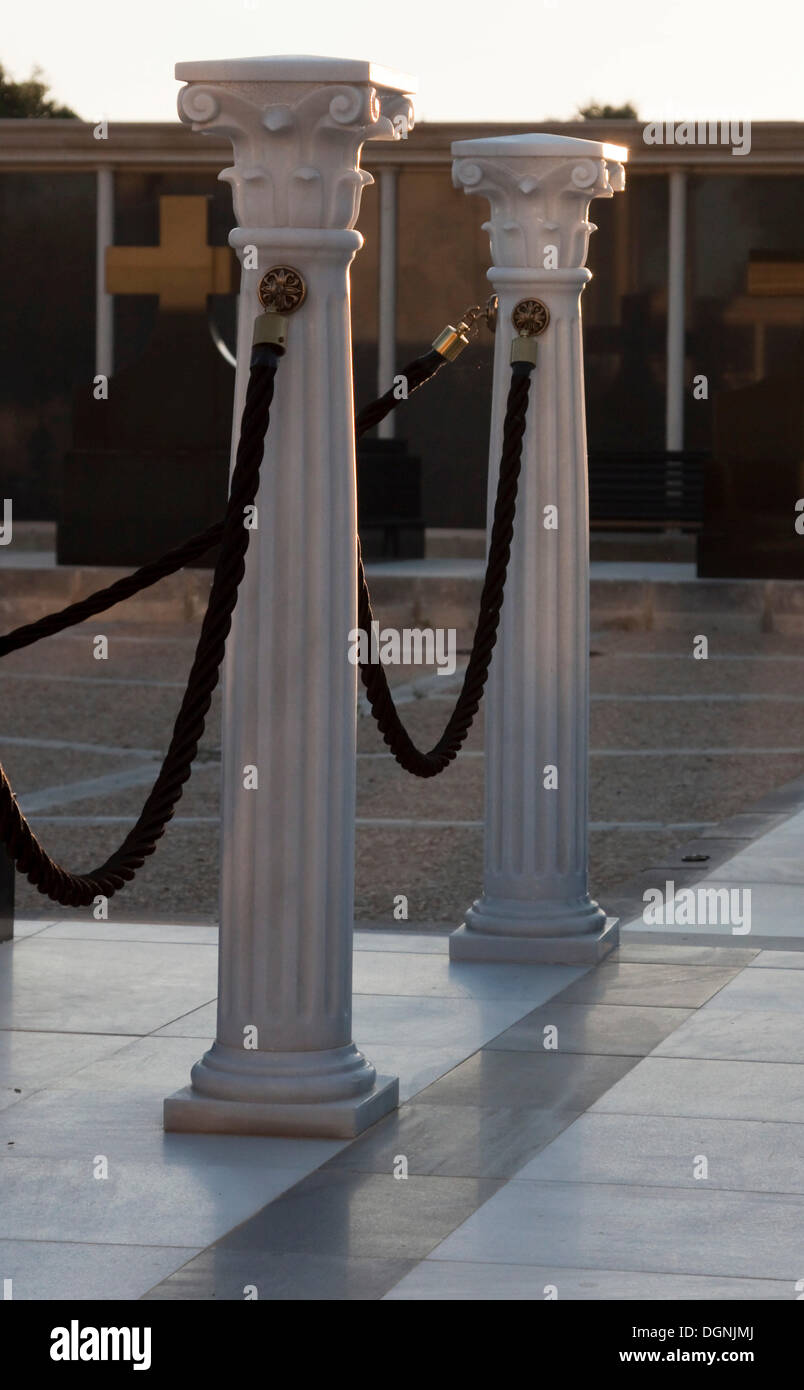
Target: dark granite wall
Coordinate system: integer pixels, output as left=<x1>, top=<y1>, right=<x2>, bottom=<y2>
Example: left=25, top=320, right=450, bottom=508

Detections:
left=0, top=172, right=95, bottom=517
left=3, top=163, right=803, bottom=532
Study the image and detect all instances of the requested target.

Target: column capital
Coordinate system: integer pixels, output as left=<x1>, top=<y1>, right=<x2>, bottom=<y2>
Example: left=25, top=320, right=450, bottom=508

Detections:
left=175, top=55, right=415, bottom=230
left=452, top=133, right=627, bottom=270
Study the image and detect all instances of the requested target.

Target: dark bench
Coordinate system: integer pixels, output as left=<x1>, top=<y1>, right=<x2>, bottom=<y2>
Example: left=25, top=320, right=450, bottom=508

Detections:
left=589, top=450, right=708, bottom=530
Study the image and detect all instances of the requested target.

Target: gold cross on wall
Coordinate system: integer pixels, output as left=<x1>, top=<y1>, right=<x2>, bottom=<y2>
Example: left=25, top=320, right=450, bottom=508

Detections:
left=105, top=195, right=237, bottom=311
left=747, top=252, right=804, bottom=297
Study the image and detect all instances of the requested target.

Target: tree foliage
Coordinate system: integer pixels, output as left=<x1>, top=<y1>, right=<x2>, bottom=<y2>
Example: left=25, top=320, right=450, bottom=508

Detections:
left=0, top=64, right=78, bottom=118
left=576, top=102, right=639, bottom=120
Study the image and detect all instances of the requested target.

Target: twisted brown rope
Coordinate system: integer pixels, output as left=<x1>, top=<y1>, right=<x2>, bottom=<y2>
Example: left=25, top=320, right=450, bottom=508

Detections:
left=357, top=359, right=534, bottom=777
left=0, top=521, right=224, bottom=660
left=0, top=344, right=280, bottom=905
left=0, top=347, right=447, bottom=658
left=0, top=339, right=519, bottom=900
left=354, top=346, right=445, bottom=436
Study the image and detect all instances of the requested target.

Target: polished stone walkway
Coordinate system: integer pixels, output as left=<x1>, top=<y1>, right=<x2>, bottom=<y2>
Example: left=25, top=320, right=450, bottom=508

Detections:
left=0, top=922, right=584, bottom=1300
left=620, top=804, right=804, bottom=946
left=148, top=935, right=804, bottom=1301
left=384, top=943, right=804, bottom=1301
left=3, top=805, right=804, bottom=1300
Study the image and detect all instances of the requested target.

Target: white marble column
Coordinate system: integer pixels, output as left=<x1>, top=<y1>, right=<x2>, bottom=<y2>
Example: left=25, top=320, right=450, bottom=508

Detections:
left=164, top=57, right=414, bottom=1137
left=449, top=134, right=627, bottom=965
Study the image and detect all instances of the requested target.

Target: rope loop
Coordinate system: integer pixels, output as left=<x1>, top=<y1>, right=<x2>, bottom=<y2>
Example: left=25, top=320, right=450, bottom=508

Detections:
left=357, top=360, right=534, bottom=776
left=0, top=346, right=280, bottom=905
left=0, top=337, right=532, bottom=899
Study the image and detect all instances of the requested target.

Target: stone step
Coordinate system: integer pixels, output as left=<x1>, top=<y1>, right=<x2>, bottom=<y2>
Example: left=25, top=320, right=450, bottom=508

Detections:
left=0, top=561, right=802, bottom=636
left=364, top=569, right=804, bottom=637
left=6, top=523, right=698, bottom=563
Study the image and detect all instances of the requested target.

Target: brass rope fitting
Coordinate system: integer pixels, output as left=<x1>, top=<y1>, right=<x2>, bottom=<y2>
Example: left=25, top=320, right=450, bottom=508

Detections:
left=510, top=335, right=539, bottom=366
left=253, top=264, right=308, bottom=353
left=253, top=310, right=288, bottom=354
left=432, top=304, right=483, bottom=361
left=258, top=266, right=306, bottom=313
left=510, top=296, right=550, bottom=365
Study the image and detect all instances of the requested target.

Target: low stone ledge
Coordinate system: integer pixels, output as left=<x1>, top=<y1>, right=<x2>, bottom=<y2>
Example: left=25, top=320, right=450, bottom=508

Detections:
left=1, top=567, right=803, bottom=634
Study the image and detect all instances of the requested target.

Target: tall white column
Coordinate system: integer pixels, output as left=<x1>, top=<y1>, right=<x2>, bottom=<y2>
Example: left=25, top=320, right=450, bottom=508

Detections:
left=95, top=167, right=114, bottom=379
left=665, top=169, right=687, bottom=451
left=449, top=134, right=627, bottom=965
left=377, top=167, right=398, bottom=440
left=164, top=57, right=415, bottom=1137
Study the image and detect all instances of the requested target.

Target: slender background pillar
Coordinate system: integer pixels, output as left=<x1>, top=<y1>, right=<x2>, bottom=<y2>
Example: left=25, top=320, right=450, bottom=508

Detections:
left=164, top=57, right=414, bottom=1137
left=95, top=167, right=114, bottom=379
left=377, top=167, right=398, bottom=440
left=665, top=169, right=687, bottom=452
left=449, top=134, right=627, bottom=965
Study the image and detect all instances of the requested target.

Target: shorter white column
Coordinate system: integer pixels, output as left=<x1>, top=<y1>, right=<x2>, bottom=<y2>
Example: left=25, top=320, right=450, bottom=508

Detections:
left=449, top=134, right=627, bottom=965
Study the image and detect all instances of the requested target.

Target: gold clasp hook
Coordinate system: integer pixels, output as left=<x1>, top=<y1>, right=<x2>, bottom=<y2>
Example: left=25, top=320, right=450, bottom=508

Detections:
left=458, top=304, right=483, bottom=336
left=431, top=301, right=496, bottom=361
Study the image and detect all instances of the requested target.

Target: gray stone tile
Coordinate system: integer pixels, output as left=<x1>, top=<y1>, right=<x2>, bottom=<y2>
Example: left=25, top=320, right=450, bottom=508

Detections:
left=654, top=1009, right=804, bottom=1063
left=217, top=1169, right=501, bottom=1260
left=604, top=870, right=703, bottom=929
left=324, top=1104, right=581, bottom=1179
left=555, top=961, right=741, bottom=1008
left=486, top=1003, right=691, bottom=1057
left=0, top=1087, right=343, bottom=1169
left=354, top=931, right=450, bottom=954
left=591, top=1057, right=804, bottom=1123
left=0, top=1155, right=309, bottom=1247
left=153, top=1003, right=217, bottom=1037
left=0, top=1238, right=200, bottom=1302
left=432, top=1179, right=804, bottom=1280
left=626, top=881, right=804, bottom=945
left=703, top=843, right=804, bottom=884
left=613, top=943, right=758, bottom=967
left=645, top=837, right=752, bottom=871
left=517, top=1112, right=804, bottom=1193
left=749, top=951, right=804, bottom=969
left=352, top=952, right=586, bottom=1001
left=414, top=1050, right=636, bottom=1110
left=143, top=1249, right=415, bottom=1301
left=346, top=1043, right=488, bottom=1104
left=4, top=920, right=59, bottom=940
left=0, top=936, right=217, bottom=1034
left=44, top=1035, right=216, bottom=1093
left=352, top=994, right=537, bottom=1048
left=699, top=812, right=790, bottom=841
left=0, top=1031, right=136, bottom=1111
left=384, top=1260, right=795, bottom=1301
left=701, top=967, right=804, bottom=1014
left=39, top=921, right=219, bottom=945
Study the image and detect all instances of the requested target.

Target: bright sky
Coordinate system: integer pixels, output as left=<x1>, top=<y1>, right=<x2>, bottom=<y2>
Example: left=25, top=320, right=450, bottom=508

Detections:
left=3, top=0, right=802, bottom=124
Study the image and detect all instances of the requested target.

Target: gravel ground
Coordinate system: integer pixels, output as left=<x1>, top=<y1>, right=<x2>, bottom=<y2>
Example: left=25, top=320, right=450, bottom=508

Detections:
left=2, top=617, right=803, bottom=926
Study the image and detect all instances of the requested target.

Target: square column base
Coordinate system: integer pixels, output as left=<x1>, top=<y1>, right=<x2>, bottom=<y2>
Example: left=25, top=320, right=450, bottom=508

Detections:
left=450, top=917, right=619, bottom=965
left=163, top=1074, right=399, bottom=1139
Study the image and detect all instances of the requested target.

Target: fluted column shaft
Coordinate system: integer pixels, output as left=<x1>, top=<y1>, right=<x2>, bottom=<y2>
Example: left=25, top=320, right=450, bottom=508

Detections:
left=215, top=229, right=359, bottom=1056
left=449, top=134, right=627, bottom=965
left=164, top=56, right=414, bottom=1136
